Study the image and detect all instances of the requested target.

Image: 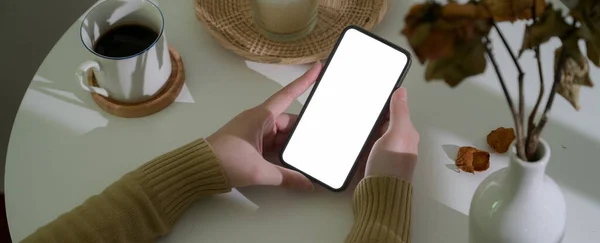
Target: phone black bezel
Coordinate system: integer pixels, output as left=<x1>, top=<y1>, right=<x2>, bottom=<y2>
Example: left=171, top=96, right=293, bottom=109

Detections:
left=279, top=25, right=413, bottom=192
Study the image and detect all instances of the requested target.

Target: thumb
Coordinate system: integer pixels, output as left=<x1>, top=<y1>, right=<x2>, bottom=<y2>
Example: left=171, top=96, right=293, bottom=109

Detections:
left=255, top=160, right=314, bottom=191
left=383, top=87, right=419, bottom=155
left=276, top=166, right=314, bottom=191
left=388, top=88, right=411, bottom=133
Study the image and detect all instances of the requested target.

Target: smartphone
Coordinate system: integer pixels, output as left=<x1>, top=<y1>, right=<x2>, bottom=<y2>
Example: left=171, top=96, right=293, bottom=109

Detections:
left=279, top=26, right=412, bottom=191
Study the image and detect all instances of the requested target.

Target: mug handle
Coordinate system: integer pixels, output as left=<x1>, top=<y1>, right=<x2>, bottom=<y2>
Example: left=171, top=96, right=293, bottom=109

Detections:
left=76, top=60, right=109, bottom=97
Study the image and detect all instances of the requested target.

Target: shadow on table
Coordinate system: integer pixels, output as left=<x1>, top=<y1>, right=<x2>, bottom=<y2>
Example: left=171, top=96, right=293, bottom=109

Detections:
left=29, top=75, right=104, bottom=115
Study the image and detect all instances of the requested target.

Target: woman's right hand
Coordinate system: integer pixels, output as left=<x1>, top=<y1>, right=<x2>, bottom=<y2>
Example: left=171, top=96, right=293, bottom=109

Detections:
left=365, top=88, right=419, bottom=182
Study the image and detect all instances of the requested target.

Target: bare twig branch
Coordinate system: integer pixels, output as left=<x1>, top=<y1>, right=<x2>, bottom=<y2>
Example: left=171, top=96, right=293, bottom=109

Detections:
left=526, top=47, right=545, bottom=158
left=526, top=4, right=546, bottom=159
left=530, top=21, right=578, bottom=150
left=532, top=46, right=567, bottom=137
left=493, top=22, right=525, bottom=123
left=484, top=37, right=526, bottom=160
left=492, top=22, right=526, bottom=160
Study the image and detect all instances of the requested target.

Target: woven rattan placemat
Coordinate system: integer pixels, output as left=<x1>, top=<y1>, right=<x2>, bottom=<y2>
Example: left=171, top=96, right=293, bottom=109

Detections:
left=195, top=0, right=388, bottom=64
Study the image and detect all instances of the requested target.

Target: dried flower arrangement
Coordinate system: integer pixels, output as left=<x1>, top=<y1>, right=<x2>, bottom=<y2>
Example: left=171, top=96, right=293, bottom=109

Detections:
left=401, top=0, right=598, bottom=161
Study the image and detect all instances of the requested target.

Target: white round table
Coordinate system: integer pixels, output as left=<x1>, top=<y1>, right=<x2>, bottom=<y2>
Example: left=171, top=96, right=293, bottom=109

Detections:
left=6, top=0, right=600, bottom=242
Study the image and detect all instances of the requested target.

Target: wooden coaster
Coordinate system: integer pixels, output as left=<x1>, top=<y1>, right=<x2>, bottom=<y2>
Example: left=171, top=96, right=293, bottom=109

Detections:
left=194, top=0, right=388, bottom=64
left=88, top=47, right=185, bottom=118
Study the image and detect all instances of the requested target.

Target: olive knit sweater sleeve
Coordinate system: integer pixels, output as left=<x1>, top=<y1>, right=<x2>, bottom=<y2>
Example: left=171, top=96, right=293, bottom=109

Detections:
left=345, top=176, right=413, bottom=243
left=22, top=139, right=231, bottom=243
left=22, top=139, right=412, bottom=243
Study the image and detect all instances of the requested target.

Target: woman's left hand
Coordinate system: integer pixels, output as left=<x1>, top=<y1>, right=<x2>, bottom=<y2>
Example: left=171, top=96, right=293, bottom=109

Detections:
left=207, top=62, right=322, bottom=190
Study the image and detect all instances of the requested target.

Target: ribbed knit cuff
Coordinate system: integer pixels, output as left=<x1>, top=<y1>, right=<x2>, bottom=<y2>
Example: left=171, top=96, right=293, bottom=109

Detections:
left=137, top=138, right=232, bottom=224
left=346, top=176, right=413, bottom=243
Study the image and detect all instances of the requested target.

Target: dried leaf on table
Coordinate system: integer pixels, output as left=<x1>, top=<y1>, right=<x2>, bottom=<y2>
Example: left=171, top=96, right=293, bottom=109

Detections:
left=425, top=41, right=487, bottom=87
left=555, top=47, right=594, bottom=110
left=483, top=0, right=545, bottom=22
left=456, top=146, right=490, bottom=174
left=519, top=4, right=571, bottom=56
left=487, top=127, right=516, bottom=153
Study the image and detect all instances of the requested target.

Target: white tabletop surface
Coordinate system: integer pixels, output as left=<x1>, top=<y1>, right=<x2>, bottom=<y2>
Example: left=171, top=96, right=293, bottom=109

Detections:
left=5, top=0, right=600, bottom=242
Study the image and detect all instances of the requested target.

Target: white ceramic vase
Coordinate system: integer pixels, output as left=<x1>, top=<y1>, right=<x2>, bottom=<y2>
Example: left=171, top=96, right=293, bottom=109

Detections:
left=469, top=139, right=566, bottom=243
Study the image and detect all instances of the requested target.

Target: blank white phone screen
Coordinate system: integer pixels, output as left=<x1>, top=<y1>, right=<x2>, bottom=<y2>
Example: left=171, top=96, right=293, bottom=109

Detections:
left=282, top=28, right=408, bottom=190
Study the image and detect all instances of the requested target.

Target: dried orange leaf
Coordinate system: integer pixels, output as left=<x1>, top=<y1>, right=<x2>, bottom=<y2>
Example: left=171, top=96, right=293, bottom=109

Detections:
left=425, top=41, right=487, bottom=87
left=404, top=3, right=428, bottom=20
left=401, top=2, right=491, bottom=64
left=456, top=146, right=491, bottom=174
left=442, top=2, right=491, bottom=19
left=487, top=127, right=516, bottom=153
left=472, top=151, right=491, bottom=172
left=483, top=0, right=545, bottom=22
left=415, top=28, right=456, bottom=64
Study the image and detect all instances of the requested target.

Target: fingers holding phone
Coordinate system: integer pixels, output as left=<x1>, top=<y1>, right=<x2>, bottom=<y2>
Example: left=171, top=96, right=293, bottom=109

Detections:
left=279, top=27, right=412, bottom=191
left=365, top=88, right=419, bottom=183
left=206, top=63, right=322, bottom=190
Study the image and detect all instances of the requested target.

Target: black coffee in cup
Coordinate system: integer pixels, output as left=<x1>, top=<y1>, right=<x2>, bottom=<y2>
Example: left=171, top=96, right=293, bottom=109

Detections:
left=93, top=24, right=159, bottom=58
left=78, top=0, right=171, bottom=103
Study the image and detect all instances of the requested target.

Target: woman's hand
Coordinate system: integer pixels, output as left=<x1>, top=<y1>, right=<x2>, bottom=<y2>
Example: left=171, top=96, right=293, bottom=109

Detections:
left=365, top=88, right=419, bottom=182
left=207, top=62, right=322, bottom=190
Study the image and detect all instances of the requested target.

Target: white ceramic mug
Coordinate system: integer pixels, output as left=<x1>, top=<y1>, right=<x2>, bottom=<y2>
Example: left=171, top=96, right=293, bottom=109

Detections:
left=77, top=0, right=171, bottom=103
